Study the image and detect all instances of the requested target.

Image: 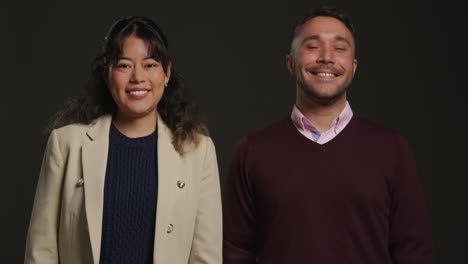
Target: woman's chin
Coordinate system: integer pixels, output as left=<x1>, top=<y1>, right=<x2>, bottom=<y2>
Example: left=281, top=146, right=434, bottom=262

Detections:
left=117, top=107, right=158, bottom=120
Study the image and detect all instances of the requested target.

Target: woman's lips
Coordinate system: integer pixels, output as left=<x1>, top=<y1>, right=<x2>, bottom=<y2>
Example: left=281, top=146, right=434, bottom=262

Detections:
left=126, top=89, right=151, bottom=99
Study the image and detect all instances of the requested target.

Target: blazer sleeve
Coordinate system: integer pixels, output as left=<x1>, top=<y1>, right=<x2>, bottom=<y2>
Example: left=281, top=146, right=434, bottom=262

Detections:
left=389, top=134, right=435, bottom=264
left=25, top=130, right=64, bottom=264
left=188, top=137, right=223, bottom=264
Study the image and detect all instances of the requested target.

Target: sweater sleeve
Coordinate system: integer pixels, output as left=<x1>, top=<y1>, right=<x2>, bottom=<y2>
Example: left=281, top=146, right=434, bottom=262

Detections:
left=223, top=136, right=258, bottom=264
left=389, top=134, right=434, bottom=264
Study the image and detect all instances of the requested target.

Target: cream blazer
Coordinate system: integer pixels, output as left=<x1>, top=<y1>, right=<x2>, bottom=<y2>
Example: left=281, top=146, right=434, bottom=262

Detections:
left=25, top=114, right=222, bottom=264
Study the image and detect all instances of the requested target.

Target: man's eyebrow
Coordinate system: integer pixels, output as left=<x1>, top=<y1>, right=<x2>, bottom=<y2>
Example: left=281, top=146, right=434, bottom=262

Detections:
left=335, top=35, right=351, bottom=46
left=302, top=35, right=320, bottom=43
left=301, top=34, right=352, bottom=46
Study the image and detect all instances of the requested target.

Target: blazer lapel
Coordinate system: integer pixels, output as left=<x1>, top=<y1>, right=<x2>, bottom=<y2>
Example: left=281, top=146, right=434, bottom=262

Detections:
left=81, top=114, right=112, bottom=264
left=153, top=116, right=182, bottom=259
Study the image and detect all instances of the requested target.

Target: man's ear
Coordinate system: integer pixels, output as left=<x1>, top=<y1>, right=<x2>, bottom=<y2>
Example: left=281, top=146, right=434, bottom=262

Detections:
left=352, top=58, right=358, bottom=76
left=286, top=55, right=294, bottom=75
left=102, top=72, right=108, bottom=86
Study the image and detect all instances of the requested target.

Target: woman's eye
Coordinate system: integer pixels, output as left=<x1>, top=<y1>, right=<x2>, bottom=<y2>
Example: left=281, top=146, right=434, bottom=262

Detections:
left=146, top=64, right=158, bottom=68
left=115, top=63, right=132, bottom=72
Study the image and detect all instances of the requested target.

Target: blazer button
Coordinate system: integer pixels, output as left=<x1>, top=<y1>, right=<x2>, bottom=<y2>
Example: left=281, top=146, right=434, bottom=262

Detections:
left=77, top=178, right=84, bottom=187
left=177, top=180, right=186, bottom=189
left=167, top=224, right=174, bottom=234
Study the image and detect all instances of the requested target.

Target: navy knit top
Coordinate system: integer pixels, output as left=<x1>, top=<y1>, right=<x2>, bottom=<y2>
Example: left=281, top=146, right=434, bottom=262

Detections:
left=100, top=124, right=158, bottom=264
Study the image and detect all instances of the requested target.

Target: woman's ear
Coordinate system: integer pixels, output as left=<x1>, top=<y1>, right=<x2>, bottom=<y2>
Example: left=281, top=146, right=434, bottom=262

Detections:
left=166, top=62, right=172, bottom=83
left=102, top=66, right=111, bottom=87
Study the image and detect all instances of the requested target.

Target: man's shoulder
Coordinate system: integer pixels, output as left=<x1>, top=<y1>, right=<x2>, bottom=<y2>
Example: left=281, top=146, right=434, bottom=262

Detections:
left=243, top=118, right=292, bottom=142
left=232, top=118, right=293, bottom=154
left=231, top=118, right=292, bottom=160
left=352, top=114, right=401, bottom=138
left=351, top=115, right=411, bottom=151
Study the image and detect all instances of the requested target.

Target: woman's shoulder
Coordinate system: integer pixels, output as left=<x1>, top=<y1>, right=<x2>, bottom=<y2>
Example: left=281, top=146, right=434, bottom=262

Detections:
left=51, top=114, right=111, bottom=147
left=52, top=115, right=111, bottom=138
left=54, top=122, right=92, bottom=134
left=198, top=134, right=215, bottom=153
left=182, top=134, right=215, bottom=159
left=50, top=122, right=93, bottom=147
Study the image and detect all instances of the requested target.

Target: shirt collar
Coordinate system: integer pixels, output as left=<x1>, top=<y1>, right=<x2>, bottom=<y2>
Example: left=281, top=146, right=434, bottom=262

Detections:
left=291, top=101, right=353, bottom=135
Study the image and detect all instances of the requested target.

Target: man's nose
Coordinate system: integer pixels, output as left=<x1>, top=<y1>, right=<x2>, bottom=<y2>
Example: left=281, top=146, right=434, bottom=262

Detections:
left=317, top=47, right=335, bottom=64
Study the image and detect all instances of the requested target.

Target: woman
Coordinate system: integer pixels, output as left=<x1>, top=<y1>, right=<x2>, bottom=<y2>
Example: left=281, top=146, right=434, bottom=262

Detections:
left=25, top=16, right=222, bottom=264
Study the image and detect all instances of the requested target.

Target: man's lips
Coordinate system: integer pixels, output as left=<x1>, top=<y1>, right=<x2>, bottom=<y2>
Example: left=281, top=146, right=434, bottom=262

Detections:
left=313, top=72, right=338, bottom=77
left=306, top=66, right=344, bottom=77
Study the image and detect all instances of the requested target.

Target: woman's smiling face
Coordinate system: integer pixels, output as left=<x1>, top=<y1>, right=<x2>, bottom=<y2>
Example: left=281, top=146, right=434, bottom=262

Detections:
left=107, top=34, right=171, bottom=119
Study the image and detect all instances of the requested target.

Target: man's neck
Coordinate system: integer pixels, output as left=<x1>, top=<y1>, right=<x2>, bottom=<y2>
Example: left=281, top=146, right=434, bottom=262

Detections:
left=296, top=94, right=347, bottom=133
left=112, top=111, right=157, bottom=138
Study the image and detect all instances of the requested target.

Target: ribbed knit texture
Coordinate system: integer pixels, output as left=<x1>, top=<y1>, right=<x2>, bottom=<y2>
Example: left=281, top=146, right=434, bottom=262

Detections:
left=100, top=124, right=158, bottom=264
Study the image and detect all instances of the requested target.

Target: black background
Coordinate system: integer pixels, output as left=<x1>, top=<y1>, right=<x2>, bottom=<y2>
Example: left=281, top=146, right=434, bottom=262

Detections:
left=4, top=0, right=467, bottom=262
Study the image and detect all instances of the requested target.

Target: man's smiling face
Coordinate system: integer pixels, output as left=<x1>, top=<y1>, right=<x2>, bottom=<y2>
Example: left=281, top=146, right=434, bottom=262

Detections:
left=287, top=16, right=357, bottom=105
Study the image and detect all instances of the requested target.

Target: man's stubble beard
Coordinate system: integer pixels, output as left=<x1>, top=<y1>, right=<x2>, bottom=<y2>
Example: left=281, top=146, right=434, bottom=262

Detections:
left=294, top=64, right=352, bottom=106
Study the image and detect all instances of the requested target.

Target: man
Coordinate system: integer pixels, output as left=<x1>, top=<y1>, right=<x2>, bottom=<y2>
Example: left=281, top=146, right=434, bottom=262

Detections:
left=223, top=5, right=434, bottom=264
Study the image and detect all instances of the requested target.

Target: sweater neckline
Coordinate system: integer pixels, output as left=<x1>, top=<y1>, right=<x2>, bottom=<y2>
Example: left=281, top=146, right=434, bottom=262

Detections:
left=109, top=123, right=157, bottom=147
left=287, top=114, right=358, bottom=148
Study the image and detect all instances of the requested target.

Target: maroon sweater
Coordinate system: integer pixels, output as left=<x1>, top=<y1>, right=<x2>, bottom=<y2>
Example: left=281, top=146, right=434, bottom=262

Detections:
left=223, top=115, right=434, bottom=264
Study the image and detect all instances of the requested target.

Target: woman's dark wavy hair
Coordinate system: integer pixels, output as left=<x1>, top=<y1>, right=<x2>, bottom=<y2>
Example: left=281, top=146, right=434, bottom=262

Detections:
left=49, top=16, right=207, bottom=154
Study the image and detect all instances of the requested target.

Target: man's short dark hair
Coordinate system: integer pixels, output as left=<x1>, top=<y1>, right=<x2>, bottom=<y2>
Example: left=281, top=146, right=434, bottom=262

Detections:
left=290, top=5, right=355, bottom=45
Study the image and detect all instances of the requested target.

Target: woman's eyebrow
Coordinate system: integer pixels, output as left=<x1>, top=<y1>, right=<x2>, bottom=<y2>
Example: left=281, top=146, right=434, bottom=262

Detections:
left=117, top=56, right=132, bottom=61
left=116, top=56, right=158, bottom=61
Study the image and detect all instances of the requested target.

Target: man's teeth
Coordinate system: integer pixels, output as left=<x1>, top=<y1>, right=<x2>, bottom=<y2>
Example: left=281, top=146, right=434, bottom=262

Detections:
left=129, top=90, right=149, bottom=95
left=315, top=72, right=336, bottom=77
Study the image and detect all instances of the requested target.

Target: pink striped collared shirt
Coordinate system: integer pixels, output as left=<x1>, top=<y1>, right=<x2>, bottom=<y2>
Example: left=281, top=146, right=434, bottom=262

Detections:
left=291, top=102, right=353, bottom=144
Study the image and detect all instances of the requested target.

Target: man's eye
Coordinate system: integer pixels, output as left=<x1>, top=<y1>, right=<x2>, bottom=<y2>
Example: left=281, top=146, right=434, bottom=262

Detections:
left=146, top=64, right=158, bottom=68
left=118, top=64, right=130, bottom=68
left=307, top=46, right=318, bottom=49
left=335, top=47, right=346, bottom=51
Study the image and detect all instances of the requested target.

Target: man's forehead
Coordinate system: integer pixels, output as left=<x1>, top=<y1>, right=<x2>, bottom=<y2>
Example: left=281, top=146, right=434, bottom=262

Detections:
left=301, top=34, right=353, bottom=46
left=299, top=16, right=353, bottom=40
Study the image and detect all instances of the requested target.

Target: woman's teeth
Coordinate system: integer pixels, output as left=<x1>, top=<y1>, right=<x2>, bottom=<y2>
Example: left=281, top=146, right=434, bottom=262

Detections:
left=129, top=90, right=149, bottom=95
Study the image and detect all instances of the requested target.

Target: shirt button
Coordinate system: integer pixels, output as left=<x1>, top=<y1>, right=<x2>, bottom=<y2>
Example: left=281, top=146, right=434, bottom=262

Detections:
left=77, top=178, right=84, bottom=187
left=167, top=224, right=174, bottom=233
left=177, top=180, right=186, bottom=189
